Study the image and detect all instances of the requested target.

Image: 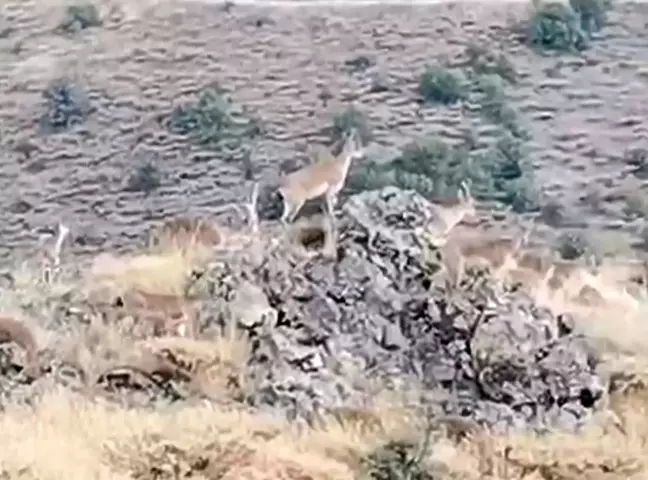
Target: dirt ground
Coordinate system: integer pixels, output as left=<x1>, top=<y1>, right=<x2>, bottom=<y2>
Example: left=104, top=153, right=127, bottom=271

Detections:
left=0, top=0, right=646, bottom=262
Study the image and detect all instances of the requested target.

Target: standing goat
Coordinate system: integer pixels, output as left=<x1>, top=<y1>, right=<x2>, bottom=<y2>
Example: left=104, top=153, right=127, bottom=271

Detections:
left=278, top=129, right=366, bottom=224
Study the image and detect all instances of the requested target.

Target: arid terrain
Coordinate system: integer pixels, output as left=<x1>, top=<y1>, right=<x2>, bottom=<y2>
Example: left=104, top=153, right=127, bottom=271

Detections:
left=0, top=0, right=648, bottom=479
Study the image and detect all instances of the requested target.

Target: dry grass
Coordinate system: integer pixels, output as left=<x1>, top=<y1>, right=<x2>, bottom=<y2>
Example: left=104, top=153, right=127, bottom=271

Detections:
left=1, top=373, right=648, bottom=479
left=2, top=235, right=648, bottom=479
left=1, top=228, right=648, bottom=479
left=0, top=386, right=411, bottom=480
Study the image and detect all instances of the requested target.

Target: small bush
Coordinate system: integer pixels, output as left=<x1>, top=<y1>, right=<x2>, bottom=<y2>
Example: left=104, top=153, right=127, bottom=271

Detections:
left=125, top=160, right=161, bottom=194
left=474, top=132, right=540, bottom=212
left=391, top=137, right=474, bottom=201
left=41, top=78, right=92, bottom=133
left=528, top=1, right=588, bottom=52
left=331, top=105, right=372, bottom=146
left=167, top=85, right=260, bottom=151
left=58, top=3, right=102, bottom=34
left=540, top=199, right=566, bottom=227
left=361, top=440, right=435, bottom=480
left=418, top=65, right=468, bottom=105
left=555, top=231, right=590, bottom=259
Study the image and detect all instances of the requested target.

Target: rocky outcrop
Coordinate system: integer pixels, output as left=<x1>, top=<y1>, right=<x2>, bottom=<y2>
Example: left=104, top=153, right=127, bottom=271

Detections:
left=0, top=187, right=606, bottom=434
left=203, top=186, right=606, bottom=434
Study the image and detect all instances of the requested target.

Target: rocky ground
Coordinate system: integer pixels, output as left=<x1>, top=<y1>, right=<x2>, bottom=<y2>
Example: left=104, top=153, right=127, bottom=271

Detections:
left=0, top=0, right=647, bottom=479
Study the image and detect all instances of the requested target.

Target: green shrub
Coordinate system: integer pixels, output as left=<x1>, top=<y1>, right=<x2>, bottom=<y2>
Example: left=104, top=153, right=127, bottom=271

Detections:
left=473, top=132, right=539, bottom=212
left=347, top=132, right=538, bottom=213
left=125, top=160, right=161, bottom=194
left=474, top=74, right=529, bottom=139
left=418, top=66, right=468, bottom=105
left=58, top=3, right=102, bottom=34
left=41, top=78, right=92, bottom=133
left=528, top=1, right=588, bottom=52
left=167, top=85, right=260, bottom=151
left=391, top=137, right=474, bottom=200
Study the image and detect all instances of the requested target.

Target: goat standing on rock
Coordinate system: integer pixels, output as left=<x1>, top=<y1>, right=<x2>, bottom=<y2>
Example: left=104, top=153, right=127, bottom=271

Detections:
left=278, top=129, right=366, bottom=225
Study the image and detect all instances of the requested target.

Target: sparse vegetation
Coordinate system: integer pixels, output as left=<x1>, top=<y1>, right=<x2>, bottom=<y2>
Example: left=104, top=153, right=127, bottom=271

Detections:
left=570, top=0, right=610, bottom=34
left=361, top=439, right=435, bottom=480
left=623, top=147, right=648, bottom=179
left=418, top=65, right=468, bottom=105
left=40, top=78, right=92, bottom=133
left=344, top=54, right=375, bottom=73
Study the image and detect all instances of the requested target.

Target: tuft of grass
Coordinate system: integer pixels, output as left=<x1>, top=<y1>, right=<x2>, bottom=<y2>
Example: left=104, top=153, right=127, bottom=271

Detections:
left=344, top=54, right=375, bottom=73
left=58, top=3, right=102, bottom=34
left=40, top=78, right=92, bottom=133
left=418, top=65, right=468, bottom=106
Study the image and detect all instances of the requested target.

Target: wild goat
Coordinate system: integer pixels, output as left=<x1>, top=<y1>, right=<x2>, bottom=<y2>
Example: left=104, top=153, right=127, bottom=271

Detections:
left=278, top=129, right=365, bottom=224
left=417, top=180, right=477, bottom=247
left=39, top=222, right=70, bottom=285
left=443, top=220, right=534, bottom=286
left=108, top=269, right=206, bottom=338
